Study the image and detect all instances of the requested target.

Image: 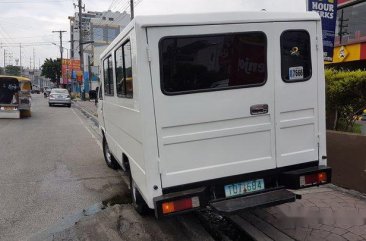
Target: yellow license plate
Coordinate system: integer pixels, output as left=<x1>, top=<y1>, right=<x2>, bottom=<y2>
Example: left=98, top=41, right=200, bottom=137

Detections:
left=4, top=107, right=15, bottom=111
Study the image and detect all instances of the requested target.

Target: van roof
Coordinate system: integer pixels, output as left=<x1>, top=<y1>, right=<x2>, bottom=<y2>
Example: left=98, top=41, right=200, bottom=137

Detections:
left=135, top=11, right=320, bottom=28
left=101, top=11, right=320, bottom=58
left=0, top=75, right=31, bottom=83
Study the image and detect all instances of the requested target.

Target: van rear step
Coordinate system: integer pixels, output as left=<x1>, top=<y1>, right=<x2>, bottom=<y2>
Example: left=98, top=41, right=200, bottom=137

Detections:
left=210, top=189, right=296, bottom=214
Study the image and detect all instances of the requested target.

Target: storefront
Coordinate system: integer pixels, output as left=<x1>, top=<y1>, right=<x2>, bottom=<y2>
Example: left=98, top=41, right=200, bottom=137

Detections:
left=327, top=0, right=366, bottom=69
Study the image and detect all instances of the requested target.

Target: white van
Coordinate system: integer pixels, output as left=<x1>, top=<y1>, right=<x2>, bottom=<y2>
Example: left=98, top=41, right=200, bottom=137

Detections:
left=98, top=10, right=331, bottom=218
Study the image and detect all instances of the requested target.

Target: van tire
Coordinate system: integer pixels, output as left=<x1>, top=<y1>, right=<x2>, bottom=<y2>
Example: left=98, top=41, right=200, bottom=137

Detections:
left=103, top=137, right=119, bottom=170
left=130, top=175, right=149, bottom=215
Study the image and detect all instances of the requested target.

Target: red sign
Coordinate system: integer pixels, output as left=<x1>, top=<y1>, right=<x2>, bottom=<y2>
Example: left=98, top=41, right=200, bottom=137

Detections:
left=62, top=59, right=81, bottom=84
left=338, top=0, right=353, bottom=5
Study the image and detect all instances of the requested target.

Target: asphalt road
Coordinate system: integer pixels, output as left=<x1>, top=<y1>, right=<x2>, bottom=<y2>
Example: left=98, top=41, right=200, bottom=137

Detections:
left=0, top=95, right=126, bottom=241
left=0, top=95, right=214, bottom=241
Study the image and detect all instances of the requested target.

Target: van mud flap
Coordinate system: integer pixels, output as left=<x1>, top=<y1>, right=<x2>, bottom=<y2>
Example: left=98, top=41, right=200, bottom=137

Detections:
left=210, top=189, right=296, bottom=214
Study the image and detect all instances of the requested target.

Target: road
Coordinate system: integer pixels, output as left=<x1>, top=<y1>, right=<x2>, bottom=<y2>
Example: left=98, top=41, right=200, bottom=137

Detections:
left=0, top=95, right=126, bottom=240
left=0, top=95, right=213, bottom=241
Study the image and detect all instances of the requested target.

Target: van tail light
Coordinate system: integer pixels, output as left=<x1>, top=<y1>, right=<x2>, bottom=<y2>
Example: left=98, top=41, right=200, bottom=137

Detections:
left=162, top=196, right=200, bottom=215
left=300, top=172, right=327, bottom=187
left=279, top=166, right=331, bottom=189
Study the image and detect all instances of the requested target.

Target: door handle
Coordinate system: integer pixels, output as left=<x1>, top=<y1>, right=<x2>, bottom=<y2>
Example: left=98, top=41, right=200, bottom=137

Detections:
left=250, top=104, right=268, bottom=115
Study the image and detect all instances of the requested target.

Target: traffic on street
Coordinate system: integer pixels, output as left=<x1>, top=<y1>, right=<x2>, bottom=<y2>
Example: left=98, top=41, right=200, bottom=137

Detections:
left=1, top=0, right=366, bottom=241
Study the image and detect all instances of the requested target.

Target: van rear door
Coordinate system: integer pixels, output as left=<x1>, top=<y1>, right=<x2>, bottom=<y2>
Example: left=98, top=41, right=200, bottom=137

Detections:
left=147, top=23, right=276, bottom=188
left=274, top=22, right=319, bottom=167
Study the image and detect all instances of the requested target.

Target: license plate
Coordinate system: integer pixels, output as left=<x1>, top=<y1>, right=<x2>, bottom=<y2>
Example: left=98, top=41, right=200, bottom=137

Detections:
left=4, top=107, right=14, bottom=111
left=224, top=179, right=265, bottom=198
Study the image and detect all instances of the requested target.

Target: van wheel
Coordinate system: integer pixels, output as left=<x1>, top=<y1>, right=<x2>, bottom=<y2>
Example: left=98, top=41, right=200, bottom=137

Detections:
left=130, top=175, right=149, bottom=215
left=103, top=138, right=119, bottom=170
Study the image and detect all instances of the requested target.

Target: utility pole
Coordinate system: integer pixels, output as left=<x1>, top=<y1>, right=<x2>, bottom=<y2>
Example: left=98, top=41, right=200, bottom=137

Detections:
left=19, top=43, right=22, bottom=76
left=88, top=54, right=92, bottom=92
left=130, top=0, right=134, bottom=20
left=74, top=0, right=85, bottom=95
left=52, top=30, right=67, bottom=87
left=33, top=48, right=35, bottom=70
left=3, top=49, right=6, bottom=74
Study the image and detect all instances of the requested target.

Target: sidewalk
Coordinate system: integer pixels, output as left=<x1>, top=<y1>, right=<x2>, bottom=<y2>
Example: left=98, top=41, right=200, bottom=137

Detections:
left=251, top=185, right=366, bottom=241
left=73, top=100, right=98, bottom=117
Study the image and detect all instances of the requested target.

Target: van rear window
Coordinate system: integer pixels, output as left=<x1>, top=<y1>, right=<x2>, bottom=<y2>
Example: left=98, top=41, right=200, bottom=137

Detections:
left=281, top=30, right=312, bottom=82
left=159, top=32, right=267, bottom=95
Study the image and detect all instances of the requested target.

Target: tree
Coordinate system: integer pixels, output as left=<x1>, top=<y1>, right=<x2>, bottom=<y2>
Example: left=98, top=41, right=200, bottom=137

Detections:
left=2, top=65, right=21, bottom=76
left=41, top=58, right=61, bottom=85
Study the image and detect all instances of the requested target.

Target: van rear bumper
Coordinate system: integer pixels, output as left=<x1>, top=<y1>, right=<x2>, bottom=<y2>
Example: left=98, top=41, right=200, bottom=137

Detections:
left=153, top=163, right=331, bottom=218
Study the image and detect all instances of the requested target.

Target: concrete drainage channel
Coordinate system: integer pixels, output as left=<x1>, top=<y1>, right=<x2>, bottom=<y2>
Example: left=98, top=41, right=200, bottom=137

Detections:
left=71, top=103, right=286, bottom=241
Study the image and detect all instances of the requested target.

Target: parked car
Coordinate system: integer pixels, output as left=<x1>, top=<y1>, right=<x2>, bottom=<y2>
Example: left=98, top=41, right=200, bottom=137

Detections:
left=48, top=88, right=71, bottom=107
left=98, top=8, right=331, bottom=219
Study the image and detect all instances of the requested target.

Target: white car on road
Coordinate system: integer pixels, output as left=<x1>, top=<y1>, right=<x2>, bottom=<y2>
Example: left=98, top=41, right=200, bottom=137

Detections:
left=48, top=88, right=71, bottom=108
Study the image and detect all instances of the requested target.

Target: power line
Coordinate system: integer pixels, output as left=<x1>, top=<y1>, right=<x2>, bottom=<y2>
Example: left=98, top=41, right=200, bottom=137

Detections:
left=0, top=0, right=71, bottom=4
left=0, top=34, right=55, bottom=40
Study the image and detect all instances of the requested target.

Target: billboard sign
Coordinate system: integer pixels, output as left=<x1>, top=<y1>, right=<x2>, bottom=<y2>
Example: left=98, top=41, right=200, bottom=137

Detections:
left=61, top=59, right=81, bottom=84
left=308, top=0, right=338, bottom=62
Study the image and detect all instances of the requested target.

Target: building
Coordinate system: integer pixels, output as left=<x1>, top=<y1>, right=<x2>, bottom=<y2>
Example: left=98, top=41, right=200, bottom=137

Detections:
left=22, top=68, right=53, bottom=90
left=327, top=0, right=366, bottom=69
left=68, top=10, right=130, bottom=92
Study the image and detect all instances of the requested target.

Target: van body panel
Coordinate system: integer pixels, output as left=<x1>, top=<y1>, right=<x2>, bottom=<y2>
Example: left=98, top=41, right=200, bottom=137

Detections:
left=136, top=27, right=164, bottom=207
left=147, top=23, right=277, bottom=188
left=316, top=20, right=327, bottom=167
left=101, top=30, right=149, bottom=203
left=274, top=22, right=319, bottom=167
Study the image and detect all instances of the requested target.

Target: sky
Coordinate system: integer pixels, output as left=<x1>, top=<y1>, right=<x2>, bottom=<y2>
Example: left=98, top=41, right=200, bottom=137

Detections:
left=0, top=0, right=112, bottom=70
left=0, top=0, right=307, bottom=70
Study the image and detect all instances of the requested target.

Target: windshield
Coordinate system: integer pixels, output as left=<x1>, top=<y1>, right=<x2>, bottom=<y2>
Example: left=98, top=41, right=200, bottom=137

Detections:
left=0, top=78, right=19, bottom=104
left=51, top=89, right=69, bottom=94
left=20, top=81, right=31, bottom=92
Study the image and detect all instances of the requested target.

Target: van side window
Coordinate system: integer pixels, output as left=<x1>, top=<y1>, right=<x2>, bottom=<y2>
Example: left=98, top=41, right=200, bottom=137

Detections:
left=115, top=45, right=126, bottom=96
left=159, top=32, right=267, bottom=95
left=115, top=40, right=133, bottom=98
left=124, top=42, right=133, bottom=98
left=103, top=56, right=114, bottom=96
left=280, top=30, right=312, bottom=82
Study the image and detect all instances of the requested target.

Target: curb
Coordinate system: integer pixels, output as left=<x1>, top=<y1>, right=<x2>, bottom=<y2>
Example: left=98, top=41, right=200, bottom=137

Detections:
left=72, top=101, right=99, bottom=126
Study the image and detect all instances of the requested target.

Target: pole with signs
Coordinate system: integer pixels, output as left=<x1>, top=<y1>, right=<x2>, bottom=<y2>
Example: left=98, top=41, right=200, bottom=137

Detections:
left=308, top=0, right=338, bottom=62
